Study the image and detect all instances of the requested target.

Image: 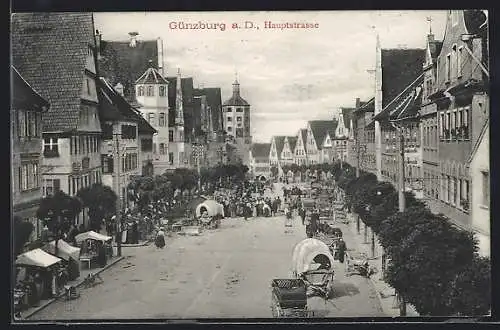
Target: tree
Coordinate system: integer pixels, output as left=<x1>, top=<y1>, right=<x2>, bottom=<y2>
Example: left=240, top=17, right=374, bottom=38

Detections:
left=445, top=255, right=491, bottom=316
left=77, top=183, right=117, bottom=231
left=14, top=216, right=34, bottom=257
left=381, top=207, right=478, bottom=315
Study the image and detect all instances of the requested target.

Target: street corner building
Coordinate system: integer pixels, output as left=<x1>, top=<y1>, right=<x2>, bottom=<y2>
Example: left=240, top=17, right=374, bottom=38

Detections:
left=11, top=13, right=103, bottom=228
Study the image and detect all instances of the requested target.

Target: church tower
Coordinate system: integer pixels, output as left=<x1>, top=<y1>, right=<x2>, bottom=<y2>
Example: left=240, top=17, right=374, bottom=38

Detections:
left=222, top=73, right=252, bottom=164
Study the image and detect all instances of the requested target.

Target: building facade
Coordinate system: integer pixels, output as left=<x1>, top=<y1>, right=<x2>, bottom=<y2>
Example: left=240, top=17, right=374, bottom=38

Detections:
left=293, top=129, right=308, bottom=165
left=249, top=143, right=271, bottom=181
left=333, top=108, right=353, bottom=162
left=11, top=67, right=50, bottom=241
left=320, top=130, right=335, bottom=164
left=280, top=136, right=296, bottom=166
left=135, top=63, right=170, bottom=173
left=468, top=119, right=489, bottom=257
left=350, top=98, right=376, bottom=174
left=306, top=120, right=336, bottom=165
left=426, top=10, right=489, bottom=230
left=421, top=31, right=443, bottom=205
left=269, top=136, right=286, bottom=177
left=12, top=13, right=104, bottom=228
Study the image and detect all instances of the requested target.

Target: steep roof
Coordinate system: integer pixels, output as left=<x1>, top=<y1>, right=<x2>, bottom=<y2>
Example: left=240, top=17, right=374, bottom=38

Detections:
left=353, top=98, right=375, bottom=114
left=251, top=143, right=271, bottom=158
left=299, top=129, right=308, bottom=151
left=309, top=120, right=336, bottom=149
left=11, top=12, right=95, bottom=132
left=98, top=77, right=156, bottom=134
left=98, top=38, right=158, bottom=103
left=223, top=94, right=250, bottom=106
left=288, top=136, right=298, bottom=153
left=135, top=65, right=168, bottom=85
left=194, top=87, right=223, bottom=132
left=12, top=66, right=50, bottom=112
left=340, top=108, right=354, bottom=129
left=273, top=136, right=287, bottom=159
left=381, top=49, right=426, bottom=108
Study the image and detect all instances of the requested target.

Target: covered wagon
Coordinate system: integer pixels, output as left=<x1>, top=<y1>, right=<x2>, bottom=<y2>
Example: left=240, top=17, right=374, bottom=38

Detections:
left=195, top=199, right=225, bottom=229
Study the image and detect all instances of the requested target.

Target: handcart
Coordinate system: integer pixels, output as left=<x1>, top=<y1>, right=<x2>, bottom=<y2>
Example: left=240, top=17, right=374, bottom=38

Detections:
left=270, top=279, right=308, bottom=318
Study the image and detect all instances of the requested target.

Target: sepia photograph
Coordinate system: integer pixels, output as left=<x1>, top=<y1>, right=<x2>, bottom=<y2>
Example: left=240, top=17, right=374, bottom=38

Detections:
left=10, top=10, right=490, bottom=321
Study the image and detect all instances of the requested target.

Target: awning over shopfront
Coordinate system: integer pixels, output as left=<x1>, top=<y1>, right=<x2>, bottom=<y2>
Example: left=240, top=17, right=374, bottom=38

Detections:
left=42, top=239, right=81, bottom=261
left=16, top=248, right=62, bottom=268
left=75, top=231, right=112, bottom=244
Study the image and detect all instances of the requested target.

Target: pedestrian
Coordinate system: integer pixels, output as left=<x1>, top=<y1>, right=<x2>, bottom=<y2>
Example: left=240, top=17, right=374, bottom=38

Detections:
left=298, top=206, right=306, bottom=225
left=337, top=237, right=347, bottom=264
left=155, top=227, right=166, bottom=249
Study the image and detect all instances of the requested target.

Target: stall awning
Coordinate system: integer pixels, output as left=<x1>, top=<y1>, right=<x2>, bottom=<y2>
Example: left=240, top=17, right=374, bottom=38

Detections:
left=42, top=239, right=81, bottom=261
left=16, top=248, right=62, bottom=268
left=75, top=231, right=112, bottom=244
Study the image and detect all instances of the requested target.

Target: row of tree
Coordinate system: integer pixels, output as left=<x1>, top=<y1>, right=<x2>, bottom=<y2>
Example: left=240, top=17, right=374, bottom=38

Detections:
left=332, top=162, right=490, bottom=316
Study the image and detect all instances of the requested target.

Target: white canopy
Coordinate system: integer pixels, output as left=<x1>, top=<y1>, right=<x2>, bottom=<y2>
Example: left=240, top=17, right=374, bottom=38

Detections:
left=195, top=200, right=225, bottom=218
left=75, top=231, right=112, bottom=244
left=42, top=239, right=81, bottom=261
left=16, top=248, right=62, bottom=268
left=292, top=238, right=335, bottom=275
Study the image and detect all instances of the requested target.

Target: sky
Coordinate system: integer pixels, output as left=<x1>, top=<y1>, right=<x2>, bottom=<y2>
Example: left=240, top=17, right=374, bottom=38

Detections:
left=94, top=11, right=447, bottom=143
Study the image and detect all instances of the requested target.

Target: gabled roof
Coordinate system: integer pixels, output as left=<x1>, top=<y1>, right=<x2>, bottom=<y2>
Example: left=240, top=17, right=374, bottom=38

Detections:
left=273, top=136, right=287, bottom=159
left=135, top=65, right=168, bottom=85
left=308, top=120, right=336, bottom=150
left=11, top=13, right=95, bottom=132
left=98, top=77, right=156, bottom=134
left=12, top=66, right=50, bottom=112
left=98, top=38, right=159, bottom=103
left=194, top=87, right=223, bottom=132
left=288, top=136, right=298, bottom=152
left=251, top=143, right=271, bottom=158
left=381, top=49, right=426, bottom=108
left=298, top=128, right=308, bottom=151
left=340, top=108, right=355, bottom=129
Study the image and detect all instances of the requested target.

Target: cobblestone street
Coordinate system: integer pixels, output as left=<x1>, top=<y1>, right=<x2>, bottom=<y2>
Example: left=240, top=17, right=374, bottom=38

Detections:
left=30, top=214, right=384, bottom=319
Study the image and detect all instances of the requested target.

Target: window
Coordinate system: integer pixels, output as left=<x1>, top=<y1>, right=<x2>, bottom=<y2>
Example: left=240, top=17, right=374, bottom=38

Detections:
left=227, top=117, right=232, bottom=122
left=137, top=86, right=144, bottom=96
left=146, top=85, right=154, bottom=96
left=227, top=126, right=232, bottom=132
left=102, top=155, right=114, bottom=173
left=481, top=171, right=489, bottom=206
left=86, top=78, right=91, bottom=95
left=463, top=108, right=469, bottom=139
left=159, top=86, right=166, bottom=96
left=159, top=113, right=166, bottom=126
left=159, top=143, right=165, bottom=154
left=169, top=152, right=174, bottom=164
left=447, top=175, right=451, bottom=203
left=141, top=138, right=153, bottom=151
left=169, top=130, right=174, bottom=141
left=237, top=116, right=242, bottom=122
left=236, top=108, right=243, bottom=112
left=17, top=111, right=39, bottom=138
left=43, top=138, right=59, bottom=157
left=148, top=113, right=155, bottom=125
left=121, top=125, right=137, bottom=139
left=226, top=107, right=232, bottom=112
left=44, top=179, right=60, bottom=196
left=446, top=112, right=451, bottom=140
left=457, top=47, right=463, bottom=77
left=446, top=54, right=451, bottom=82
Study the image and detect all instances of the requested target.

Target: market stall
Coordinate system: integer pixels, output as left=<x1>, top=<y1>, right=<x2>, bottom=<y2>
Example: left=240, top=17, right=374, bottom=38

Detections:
left=42, top=239, right=81, bottom=281
left=75, top=231, right=112, bottom=269
left=15, top=249, right=63, bottom=310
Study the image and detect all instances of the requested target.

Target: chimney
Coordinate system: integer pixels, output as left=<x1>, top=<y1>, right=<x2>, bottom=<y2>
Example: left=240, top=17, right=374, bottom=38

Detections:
left=129, top=32, right=139, bottom=48
left=95, top=30, right=102, bottom=56
left=114, top=83, right=124, bottom=97
left=355, top=97, right=360, bottom=108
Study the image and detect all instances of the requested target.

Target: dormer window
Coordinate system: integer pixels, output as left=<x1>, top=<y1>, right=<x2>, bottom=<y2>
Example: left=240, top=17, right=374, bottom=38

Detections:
left=146, top=85, right=154, bottom=96
left=137, top=86, right=144, bottom=96
left=159, top=85, right=166, bottom=96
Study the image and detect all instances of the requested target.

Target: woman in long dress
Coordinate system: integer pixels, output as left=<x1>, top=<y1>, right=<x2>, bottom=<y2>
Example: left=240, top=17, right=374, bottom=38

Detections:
left=155, top=227, right=166, bottom=249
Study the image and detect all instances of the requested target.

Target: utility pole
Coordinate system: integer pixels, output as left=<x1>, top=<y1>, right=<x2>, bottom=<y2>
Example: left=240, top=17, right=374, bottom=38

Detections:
left=395, top=123, right=406, bottom=316
left=111, top=132, right=123, bottom=257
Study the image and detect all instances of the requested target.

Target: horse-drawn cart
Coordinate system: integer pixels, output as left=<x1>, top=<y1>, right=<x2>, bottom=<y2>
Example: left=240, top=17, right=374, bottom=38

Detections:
left=195, top=199, right=224, bottom=229
left=270, top=279, right=308, bottom=318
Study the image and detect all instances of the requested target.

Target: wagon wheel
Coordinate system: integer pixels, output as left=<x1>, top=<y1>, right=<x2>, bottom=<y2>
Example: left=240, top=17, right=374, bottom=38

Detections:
left=271, top=293, right=282, bottom=318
